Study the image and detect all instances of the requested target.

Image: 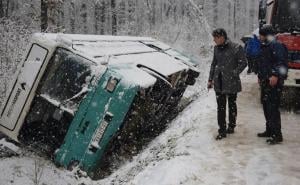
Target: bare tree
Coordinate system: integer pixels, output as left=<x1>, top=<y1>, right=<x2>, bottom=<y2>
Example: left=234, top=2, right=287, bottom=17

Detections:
left=111, top=0, right=117, bottom=35
left=100, top=1, right=106, bottom=34
left=41, top=0, right=48, bottom=32
left=4, top=0, right=8, bottom=17
left=94, top=1, right=101, bottom=34
left=57, top=0, right=65, bottom=32
left=69, top=1, right=75, bottom=33
left=80, top=2, right=88, bottom=33
left=233, top=0, right=239, bottom=39
left=0, top=0, right=3, bottom=18
left=127, top=0, right=137, bottom=35
left=212, top=0, right=218, bottom=26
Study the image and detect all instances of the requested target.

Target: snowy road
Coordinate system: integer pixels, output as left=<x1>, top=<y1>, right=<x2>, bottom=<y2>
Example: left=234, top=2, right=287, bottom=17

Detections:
left=0, top=74, right=300, bottom=185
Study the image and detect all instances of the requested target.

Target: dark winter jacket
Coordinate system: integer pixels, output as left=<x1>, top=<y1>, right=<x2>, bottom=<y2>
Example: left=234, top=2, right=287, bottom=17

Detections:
left=257, top=40, right=288, bottom=81
left=208, top=40, right=247, bottom=94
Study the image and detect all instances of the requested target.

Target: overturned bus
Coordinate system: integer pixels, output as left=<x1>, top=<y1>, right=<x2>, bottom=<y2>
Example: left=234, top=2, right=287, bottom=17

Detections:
left=0, top=33, right=199, bottom=177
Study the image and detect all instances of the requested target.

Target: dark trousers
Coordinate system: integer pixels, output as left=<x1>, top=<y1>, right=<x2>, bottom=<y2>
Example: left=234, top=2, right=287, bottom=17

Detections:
left=247, top=57, right=259, bottom=74
left=261, top=81, right=283, bottom=137
left=216, top=93, right=237, bottom=134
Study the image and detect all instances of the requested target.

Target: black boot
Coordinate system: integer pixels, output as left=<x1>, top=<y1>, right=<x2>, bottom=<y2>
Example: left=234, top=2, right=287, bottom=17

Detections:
left=227, top=127, right=235, bottom=134
left=257, top=131, right=271, bottom=137
left=216, top=133, right=226, bottom=140
left=267, top=135, right=283, bottom=145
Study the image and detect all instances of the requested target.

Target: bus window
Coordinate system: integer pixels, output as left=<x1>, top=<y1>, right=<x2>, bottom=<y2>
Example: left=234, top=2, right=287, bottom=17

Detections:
left=39, top=48, right=92, bottom=111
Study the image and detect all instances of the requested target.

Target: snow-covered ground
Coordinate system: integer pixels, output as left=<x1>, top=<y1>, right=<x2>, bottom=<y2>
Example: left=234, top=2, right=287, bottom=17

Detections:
left=0, top=73, right=299, bottom=185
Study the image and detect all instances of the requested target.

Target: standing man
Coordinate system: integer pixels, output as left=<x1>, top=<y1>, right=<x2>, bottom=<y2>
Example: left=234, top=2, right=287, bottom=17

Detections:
left=257, top=24, right=288, bottom=145
left=208, top=28, right=247, bottom=140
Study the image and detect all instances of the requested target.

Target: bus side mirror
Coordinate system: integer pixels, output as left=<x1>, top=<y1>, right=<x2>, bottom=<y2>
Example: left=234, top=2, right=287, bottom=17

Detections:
left=53, top=108, right=64, bottom=121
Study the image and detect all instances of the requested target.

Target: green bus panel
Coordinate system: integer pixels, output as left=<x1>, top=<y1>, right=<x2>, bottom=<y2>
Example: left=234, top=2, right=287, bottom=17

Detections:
left=55, top=68, right=138, bottom=173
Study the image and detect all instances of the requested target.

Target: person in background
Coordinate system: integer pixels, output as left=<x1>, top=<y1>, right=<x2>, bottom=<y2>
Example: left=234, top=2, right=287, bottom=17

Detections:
left=257, top=24, right=288, bottom=145
left=208, top=28, right=247, bottom=140
left=243, top=29, right=261, bottom=74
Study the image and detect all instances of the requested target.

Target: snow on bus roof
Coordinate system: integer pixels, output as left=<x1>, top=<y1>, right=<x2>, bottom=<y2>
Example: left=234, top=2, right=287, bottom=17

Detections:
left=109, top=52, right=189, bottom=77
left=32, top=33, right=189, bottom=88
left=32, top=33, right=155, bottom=43
left=32, top=33, right=171, bottom=57
left=72, top=41, right=156, bottom=57
left=116, top=67, right=157, bottom=88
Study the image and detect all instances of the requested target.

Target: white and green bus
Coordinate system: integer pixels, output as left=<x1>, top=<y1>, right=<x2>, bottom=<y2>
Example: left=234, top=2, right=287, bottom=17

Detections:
left=0, top=33, right=199, bottom=178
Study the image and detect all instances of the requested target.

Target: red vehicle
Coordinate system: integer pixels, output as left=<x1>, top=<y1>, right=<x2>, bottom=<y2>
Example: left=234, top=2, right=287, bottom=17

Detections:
left=259, top=0, right=300, bottom=87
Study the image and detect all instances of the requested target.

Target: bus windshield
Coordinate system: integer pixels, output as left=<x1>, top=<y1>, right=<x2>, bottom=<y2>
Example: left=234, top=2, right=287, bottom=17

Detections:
left=39, top=48, right=93, bottom=111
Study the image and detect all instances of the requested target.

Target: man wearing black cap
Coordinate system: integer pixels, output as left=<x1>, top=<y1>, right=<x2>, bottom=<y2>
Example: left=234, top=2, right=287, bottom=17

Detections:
left=257, top=24, right=288, bottom=144
left=208, top=28, right=247, bottom=140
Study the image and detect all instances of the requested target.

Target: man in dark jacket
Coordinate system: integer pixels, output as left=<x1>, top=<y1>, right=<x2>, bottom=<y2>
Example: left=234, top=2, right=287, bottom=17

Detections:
left=257, top=24, right=288, bottom=145
left=208, top=28, right=247, bottom=140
